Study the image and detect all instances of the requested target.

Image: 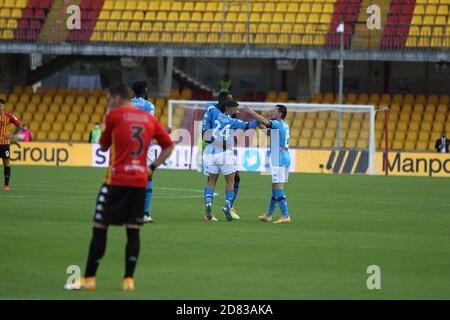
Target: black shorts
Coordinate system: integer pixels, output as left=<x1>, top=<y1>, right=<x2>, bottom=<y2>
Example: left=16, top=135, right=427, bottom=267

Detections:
left=0, top=144, right=10, bottom=159
left=93, top=184, right=146, bottom=226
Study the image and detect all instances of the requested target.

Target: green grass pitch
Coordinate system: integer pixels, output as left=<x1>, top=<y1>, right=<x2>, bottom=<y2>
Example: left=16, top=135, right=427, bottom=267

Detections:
left=0, top=166, right=449, bottom=299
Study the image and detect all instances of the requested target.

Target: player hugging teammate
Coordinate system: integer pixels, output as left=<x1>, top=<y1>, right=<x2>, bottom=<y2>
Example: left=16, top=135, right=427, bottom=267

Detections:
left=201, top=98, right=292, bottom=224
left=201, top=96, right=260, bottom=222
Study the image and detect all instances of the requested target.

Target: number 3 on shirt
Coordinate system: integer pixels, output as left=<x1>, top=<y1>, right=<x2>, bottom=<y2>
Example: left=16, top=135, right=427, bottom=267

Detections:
left=130, top=125, right=144, bottom=157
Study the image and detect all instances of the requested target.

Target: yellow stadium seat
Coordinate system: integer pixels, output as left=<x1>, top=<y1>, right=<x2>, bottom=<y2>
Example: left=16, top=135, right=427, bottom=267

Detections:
left=298, top=138, right=309, bottom=147
left=74, top=123, right=86, bottom=133
left=404, top=141, right=416, bottom=150
left=36, top=132, right=47, bottom=140
left=183, top=2, right=194, bottom=11
left=409, top=122, right=420, bottom=132
left=392, top=141, right=404, bottom=150
left=275, top=2, right=287, bottom=13
left=193, top=2, right=205, bottom=12
left=47, top=132, right=59, bottom=140
left=33, top=112, right=44, bottom=122
left=166, top=11, right=178, bottom=21
left=299, top=3, right=311, bottom=13
left=311, top=4, right=322, bottom=13
left=58, top=132, right=70, bottom=141
left=91, top=114, right=103, bottom=124
left=437, top=5, right=448, bottom=15
left=323, top=4, right=334, bottom=14
left=56, top=114, right=67, bottom=123
left=308, top=14, right=320, bottom=24
left=52, top=122, right=63, bottom=133
left=132, top=11, right=144, bottom=20
left=39, top=122, right=50, bottom=132
left=345, top=140, right=356, bottom=148
left=164, top=22, right=175, bottom=32
left=98, top=10, right=110, bottom=20
left=426, top=5, right=437, bottom=15
left=44, top=113, right=55, bottom=123
left=66, top=114, right=77, bottom=124
left=322, top=139, right=333, bottom=148
left=144, top=12, right=156, bottom=21
left=206, top=2, right=218, bottom=12
left=156, top=11, right=167, bottom=21
left=249, top=13, right=260, bottom=23
left=6, top=19, right=17, bottom=29
left=70, top=132, right=83, bottom=141
left=123, top=0, right=136, bottom=10
left=310, top=138, right=321, bottom=148
left=118, top=21, right=129, bottom=31
left=122, top=11, right=133, bottom=20
left=110, top=11, right=121, bottom=20
left=411, top=16, right=422, bottom=25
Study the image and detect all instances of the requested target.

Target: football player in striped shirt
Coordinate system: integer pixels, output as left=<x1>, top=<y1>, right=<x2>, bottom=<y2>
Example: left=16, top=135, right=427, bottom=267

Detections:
left=0, top=99, right=23, bottom=191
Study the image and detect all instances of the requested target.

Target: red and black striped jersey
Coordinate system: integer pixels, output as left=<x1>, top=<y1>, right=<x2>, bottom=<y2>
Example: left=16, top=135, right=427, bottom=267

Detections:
left=0, top=111, right=21, bottom=145
left=100, top=105, right=173, bottom=188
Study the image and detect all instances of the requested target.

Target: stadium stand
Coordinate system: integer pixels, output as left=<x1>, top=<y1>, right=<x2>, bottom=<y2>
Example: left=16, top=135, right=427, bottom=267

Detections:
left=1, top=86, right=449, bottom=153
left=0, top=0, right=448, bottom=50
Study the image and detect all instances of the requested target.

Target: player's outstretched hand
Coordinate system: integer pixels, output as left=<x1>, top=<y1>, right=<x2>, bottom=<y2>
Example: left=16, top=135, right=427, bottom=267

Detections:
left=244, top=106, right=270, bottom=127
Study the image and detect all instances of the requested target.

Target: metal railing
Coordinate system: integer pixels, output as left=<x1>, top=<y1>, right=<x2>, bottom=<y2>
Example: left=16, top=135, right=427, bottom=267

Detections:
left=1, top=19, right=449, bottom=53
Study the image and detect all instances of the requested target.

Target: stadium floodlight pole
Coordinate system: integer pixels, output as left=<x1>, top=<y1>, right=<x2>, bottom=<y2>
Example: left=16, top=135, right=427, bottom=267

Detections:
left=337, top=22, right=345, bottom=149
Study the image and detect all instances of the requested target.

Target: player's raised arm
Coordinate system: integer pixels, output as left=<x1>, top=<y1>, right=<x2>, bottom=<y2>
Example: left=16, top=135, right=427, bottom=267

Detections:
left=244, top=106, right=270, bottom=127
left=5, top=113, right=23, bottom=141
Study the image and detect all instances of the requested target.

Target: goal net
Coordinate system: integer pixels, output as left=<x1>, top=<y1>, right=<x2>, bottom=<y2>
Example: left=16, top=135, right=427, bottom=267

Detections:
left=168, top=100, right=377, bottom=175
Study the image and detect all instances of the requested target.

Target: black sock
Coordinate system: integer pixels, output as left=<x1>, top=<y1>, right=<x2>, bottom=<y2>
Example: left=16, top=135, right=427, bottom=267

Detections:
left=125, top=228, right=140, bottom=278
left=84, top=227, right=107, bottom=278
left=4, top=166, right=10, bottom=186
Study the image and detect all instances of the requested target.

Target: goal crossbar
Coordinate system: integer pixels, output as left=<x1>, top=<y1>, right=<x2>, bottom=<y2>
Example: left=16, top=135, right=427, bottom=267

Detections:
left=168, top=100, right=377, bottom=175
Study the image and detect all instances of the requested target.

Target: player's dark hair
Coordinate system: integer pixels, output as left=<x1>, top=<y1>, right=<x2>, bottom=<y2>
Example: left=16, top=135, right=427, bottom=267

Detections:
left=217, top=91, right=230, bottom=112
left=276, top=104, right=287, bottom=119
left=132, top=81, right=148, bottom=98
left=224, top=99, right=239, bottom=109
left=109, top=82, right=130, bottom=100
left=217, top=91, right=229, bottom=103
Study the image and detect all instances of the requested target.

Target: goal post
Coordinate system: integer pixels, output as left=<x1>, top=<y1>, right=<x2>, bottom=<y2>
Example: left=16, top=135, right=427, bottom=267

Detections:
left=168, top=100, right=378, bottom=175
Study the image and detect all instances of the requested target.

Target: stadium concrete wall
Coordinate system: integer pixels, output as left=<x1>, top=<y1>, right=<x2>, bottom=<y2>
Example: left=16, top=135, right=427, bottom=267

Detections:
left=9, top=142, right=450, bottom=178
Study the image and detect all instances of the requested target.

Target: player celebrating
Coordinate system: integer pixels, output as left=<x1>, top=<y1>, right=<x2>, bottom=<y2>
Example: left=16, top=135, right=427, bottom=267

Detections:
left=202, top=99, right=259, bottom=221
left=131, top=80, right=157, bottom=224
left=245, top=105, right=292, bottom=224
left=0, top=99, right=23, bottom=191
left=68, top=83, right=174, bottom=291
left=201, top=92, right=240, bottom=221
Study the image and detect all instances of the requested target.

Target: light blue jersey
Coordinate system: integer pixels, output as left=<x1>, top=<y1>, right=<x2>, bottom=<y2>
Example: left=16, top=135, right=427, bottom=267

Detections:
left=269, top=119, right=291, bottom=167
left=131, top=97, right=155, bottom=115
left=203, top=108, right=259, bottom=154
left=202, top=102, right=219, bottom=133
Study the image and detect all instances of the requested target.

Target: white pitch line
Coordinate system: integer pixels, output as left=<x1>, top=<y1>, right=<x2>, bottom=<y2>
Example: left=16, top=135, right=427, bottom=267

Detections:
left=0, top=187, right=219, bottom=200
